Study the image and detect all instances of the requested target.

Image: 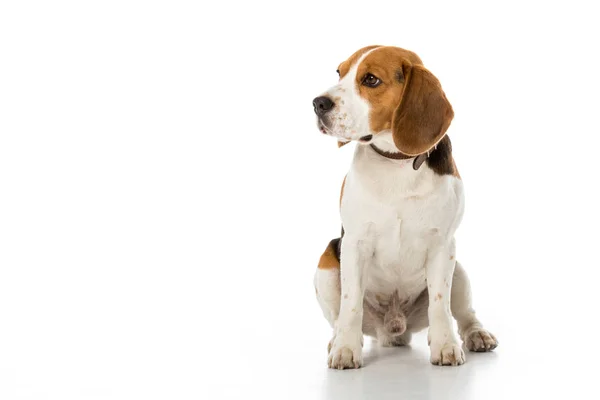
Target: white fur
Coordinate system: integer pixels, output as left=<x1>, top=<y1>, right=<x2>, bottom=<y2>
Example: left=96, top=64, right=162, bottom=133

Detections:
left=317, top=50, right=376, bottom=143
left=314, top=49, right=497, bottom=369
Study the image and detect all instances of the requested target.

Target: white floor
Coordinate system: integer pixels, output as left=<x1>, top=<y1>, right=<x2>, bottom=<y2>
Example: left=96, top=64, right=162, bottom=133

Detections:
left=200, top=310, right=595, bottom=400
left=1, top=271, right=596, bottom=400
left=2, top=228, right=597, bottom=400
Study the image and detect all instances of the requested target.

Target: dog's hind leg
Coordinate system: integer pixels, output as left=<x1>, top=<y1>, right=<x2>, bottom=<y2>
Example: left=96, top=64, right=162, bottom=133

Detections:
left=451, top=261, right=499, bottom=352
left=314, top=238, right=342, bottom=351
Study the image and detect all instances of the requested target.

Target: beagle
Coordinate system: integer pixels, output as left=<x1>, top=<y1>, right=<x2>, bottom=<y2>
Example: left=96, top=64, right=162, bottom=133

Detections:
left=313, top=46, right=497, bottom=369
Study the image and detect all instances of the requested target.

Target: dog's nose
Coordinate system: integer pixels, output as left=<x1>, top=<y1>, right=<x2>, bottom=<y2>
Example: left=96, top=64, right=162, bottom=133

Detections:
left=313, top=96, right=335, bottom=116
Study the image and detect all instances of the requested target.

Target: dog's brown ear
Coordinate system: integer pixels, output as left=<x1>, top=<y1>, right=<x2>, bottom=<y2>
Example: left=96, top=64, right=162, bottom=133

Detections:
left=337, top=140, right=349, bottom=148
left=392, top=64, right=454, bottom=156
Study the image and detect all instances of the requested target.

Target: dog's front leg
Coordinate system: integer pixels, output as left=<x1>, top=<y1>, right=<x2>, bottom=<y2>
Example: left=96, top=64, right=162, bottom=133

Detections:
left=327, top=235, right=370, bottom=369
left=426, top=239, right=465, bottom=366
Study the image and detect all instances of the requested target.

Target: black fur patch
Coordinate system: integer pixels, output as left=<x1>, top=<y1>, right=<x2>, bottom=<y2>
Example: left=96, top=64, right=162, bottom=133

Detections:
left=330, top=237, right=341, bottom=262
left=425, top=135, right=455, bottom=176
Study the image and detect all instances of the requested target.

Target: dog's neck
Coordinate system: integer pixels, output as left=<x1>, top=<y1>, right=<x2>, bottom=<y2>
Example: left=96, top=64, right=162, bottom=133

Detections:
left=369, top=132, right=428, bottom=170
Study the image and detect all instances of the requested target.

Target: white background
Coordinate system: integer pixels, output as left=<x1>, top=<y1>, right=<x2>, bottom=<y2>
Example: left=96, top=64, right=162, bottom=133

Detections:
left=1, top=1, right=599, bottom=399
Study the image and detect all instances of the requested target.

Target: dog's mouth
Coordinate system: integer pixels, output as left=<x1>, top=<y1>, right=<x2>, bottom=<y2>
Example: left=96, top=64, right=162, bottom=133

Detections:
left=317, top=119, right=373, bottom=143
left=318, top=119, right=329, bottom=135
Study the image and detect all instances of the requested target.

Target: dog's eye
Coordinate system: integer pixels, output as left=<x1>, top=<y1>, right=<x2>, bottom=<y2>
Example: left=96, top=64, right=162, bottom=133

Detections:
left=336, top=69, right=340, bottom=76
left=362, top=73, right=381, bottom=88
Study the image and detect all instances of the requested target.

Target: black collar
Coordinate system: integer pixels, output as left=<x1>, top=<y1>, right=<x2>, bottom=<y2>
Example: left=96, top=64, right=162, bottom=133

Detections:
left=369, top=144, right=428, bottom=170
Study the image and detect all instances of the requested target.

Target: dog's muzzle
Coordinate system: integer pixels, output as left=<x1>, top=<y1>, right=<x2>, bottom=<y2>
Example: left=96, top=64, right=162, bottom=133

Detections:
left=312, top=96, right=334, bottom=116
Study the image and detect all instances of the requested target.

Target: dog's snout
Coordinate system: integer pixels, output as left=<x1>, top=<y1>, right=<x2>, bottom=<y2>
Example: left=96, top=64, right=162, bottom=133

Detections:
left=313, top=96, right=334, bottom=116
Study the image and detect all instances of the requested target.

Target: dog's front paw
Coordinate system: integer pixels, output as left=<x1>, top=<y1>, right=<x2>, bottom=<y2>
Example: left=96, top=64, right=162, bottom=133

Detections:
left=464, top=329, right=498, bottom=352
left=327, top=334, right=363, bottom=369
left=430, top=339, right=465, bottom=366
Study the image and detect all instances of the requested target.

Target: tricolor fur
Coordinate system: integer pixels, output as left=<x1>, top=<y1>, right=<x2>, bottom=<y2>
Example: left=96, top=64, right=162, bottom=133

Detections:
left=313, top=46, right=497, bottom=369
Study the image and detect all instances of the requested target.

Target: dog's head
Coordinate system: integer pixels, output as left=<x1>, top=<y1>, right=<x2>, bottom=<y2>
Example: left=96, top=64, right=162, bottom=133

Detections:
left=313, top=46, right=454, bottom=156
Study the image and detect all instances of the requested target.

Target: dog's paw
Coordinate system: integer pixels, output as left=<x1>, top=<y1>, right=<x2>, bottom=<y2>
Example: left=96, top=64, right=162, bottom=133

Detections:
left=464, top=329, right=498, bottom=352
left=327, top=336, right=335, bottom=353
left=430, top=340, right=465, bottom=366
left=327, top=334, right=363, bottom=369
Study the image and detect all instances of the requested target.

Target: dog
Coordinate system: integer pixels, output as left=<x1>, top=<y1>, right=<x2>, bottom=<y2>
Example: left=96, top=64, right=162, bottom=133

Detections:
left=313, top=45, right=497, bottom=369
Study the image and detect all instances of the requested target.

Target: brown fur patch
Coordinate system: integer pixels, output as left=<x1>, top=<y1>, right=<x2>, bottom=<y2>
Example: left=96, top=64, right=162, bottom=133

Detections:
left=452, top=158, right=461, bottom=179
left=345, top=46, right=453, bottom=157
left=337, top=45, right=382, bottom=79
left=392, top=63, right=454, bottom=156
left=353, top=47, right=423, bottom=134
left=317, top=238, right=341, bottom=270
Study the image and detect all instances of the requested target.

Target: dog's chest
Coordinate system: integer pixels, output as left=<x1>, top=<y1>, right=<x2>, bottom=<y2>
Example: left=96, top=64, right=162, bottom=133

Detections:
left=362, top=196, right=436, bottom=297
left=342, top=147, right=462, bottom=298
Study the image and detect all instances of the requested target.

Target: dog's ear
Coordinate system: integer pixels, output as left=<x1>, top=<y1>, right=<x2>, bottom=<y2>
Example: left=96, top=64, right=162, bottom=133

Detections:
left=392, top=63, right=454, bottom=156
left=337, top=140, right=349, bottom=148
